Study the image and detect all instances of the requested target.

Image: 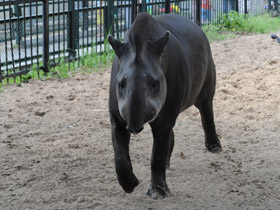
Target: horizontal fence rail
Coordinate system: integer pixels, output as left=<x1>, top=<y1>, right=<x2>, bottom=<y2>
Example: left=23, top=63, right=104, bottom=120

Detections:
left=0, top=0, right=274, bottom=83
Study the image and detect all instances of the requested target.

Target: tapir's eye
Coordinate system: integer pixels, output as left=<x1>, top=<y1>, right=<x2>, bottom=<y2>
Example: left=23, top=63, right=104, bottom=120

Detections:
left=151, top=80, right=160, bottom=91
left=118, top=81, right=126, bottom=90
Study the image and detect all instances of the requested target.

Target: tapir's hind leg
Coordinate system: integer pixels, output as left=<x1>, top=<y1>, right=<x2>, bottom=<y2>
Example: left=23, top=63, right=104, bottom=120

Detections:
left=195, top=98, right=222, bottom=153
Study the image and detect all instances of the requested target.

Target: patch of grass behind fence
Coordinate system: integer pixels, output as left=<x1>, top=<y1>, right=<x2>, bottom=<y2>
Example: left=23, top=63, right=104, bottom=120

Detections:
left=203, top=12, right=280, bottom=42
left=0, top=39, right=115, bottom=89
left=245, top=13, right=280, bottom=33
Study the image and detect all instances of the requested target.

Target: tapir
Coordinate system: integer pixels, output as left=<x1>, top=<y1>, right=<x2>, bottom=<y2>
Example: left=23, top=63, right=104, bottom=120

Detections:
left=108, top=13, right=221, bottom=199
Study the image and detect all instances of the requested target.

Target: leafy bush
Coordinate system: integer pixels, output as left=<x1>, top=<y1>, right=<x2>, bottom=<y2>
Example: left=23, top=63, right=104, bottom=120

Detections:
left=221, top=11, right=247, bottom=31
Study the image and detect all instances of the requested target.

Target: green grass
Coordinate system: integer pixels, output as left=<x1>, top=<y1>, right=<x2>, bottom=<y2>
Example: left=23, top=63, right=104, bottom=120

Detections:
left=0, top=38, right=115, bottom=89
left=202, top=25, right=237, bottom=42
left=245, top=13, right=280, bottom=33
left=203, top=12, right=280, bottom=42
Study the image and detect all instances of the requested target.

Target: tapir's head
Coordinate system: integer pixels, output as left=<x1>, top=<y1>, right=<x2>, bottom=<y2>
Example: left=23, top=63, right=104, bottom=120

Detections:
left=108, top=30, right=169, bottom=135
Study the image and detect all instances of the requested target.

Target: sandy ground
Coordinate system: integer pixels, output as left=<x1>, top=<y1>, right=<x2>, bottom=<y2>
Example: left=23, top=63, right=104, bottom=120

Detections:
left=1, top=32, right=280, bottom=210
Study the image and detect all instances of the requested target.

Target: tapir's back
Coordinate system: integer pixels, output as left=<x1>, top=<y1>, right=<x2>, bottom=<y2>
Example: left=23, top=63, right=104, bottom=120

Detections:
left=155, top=14, right=211, bottom=55
left=155, top=14, right=215, bottom=110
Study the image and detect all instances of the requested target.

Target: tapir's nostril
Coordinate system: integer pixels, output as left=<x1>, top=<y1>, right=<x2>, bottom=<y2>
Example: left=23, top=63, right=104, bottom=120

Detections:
left=126, top=126, right=144, bottom=135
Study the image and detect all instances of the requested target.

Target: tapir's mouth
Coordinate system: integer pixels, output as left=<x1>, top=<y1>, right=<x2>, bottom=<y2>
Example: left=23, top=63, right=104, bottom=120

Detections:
left=126, top=126, right=144, bottom=135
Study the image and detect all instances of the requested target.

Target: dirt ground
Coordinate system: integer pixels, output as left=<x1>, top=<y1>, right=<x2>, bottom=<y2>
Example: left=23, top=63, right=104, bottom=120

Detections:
left=1, top=32, right=280, bottom=210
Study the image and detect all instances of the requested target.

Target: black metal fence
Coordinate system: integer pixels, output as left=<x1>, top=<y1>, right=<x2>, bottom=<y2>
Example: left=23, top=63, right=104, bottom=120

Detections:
left=0, top=0, right=273, bottom=83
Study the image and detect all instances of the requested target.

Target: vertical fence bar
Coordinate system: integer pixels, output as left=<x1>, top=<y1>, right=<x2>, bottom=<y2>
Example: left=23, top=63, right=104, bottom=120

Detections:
left=16, top=5, right=22, bottom=75
left=77, top=0, right=80, bottom=66
left=35, top=1, right=39, bottom=77
left=165, top=0, right=170, bottom=13
left=141, top=0, right=147, bottom=12
left=82, top=0, right=85, bottom=60
left=83, top=0, right=89, bottom=54
left=14, top=5, right=23, bottom=45
left=244, top=0, right=248, bottom=14
left=235, top=0, right=239, bottom=13
left=58, top=1, right=61, bottom=60
left=68, top=0, right=78, bottom=60
left=42, top=0, right=49, bottom=73
left=23, top=3, right=28, bottom=70
left=82, top=0, right=88, bottom=30
left=3, top=6, right=8, bottom=83
left=90, top=0, right=94, bottom=52
left=76, top=0, right=79, bottom=65
left=196, top=0, right=201, bottom=26
left=63, top=1, right=66, bottom=59
left=9, top=4, right=15, bottom=76
left=106, top=0, right=114, bottom=35
left=132, top=0, right=137, bottom=23
left=29, top=2, right=33, bottom=72
left=95, top=0, right=98, bottom=53
left=52, top=0, right=55, bottom=64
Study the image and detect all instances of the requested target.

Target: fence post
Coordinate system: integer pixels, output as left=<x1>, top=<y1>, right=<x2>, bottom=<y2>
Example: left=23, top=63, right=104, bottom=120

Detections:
left=106, top=0, right=114, bottom=35
left=42, top=0, right=49, bottom=73
left=82, top=0, right=88, bottom=30
left=196, top=0, right=201, bottom=26
left=13, top=5, right=23, bottom=45
left=235, top=0, right=239, bottom=13
left=244, top=0, right=248, bottom=14
left=68, top=0, right=79, bottom=59
left=165, top=0, right=170, bottom=13
left=132, top=0, right=137, bottom=23
left=140, top=0, right=147, bottom=12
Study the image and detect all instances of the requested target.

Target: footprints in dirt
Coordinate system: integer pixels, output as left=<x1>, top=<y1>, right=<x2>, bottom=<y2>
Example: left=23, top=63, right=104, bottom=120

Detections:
left=34, top=111, right=46, bottom=117
left=46, top=95, right=54, bottom=100
left=268, top=59, right=278, bottom=66
left=4, top=124, right=13, bottom=129
left=65, top=94, right=76, bottom=101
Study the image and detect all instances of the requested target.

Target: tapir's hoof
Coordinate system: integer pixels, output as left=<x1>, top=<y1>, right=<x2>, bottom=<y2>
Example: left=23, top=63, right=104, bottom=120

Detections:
left=119, top=174, right=139, bottom=193
left=206, top=141, right=222, bottom=153
left=146, top=184, right=170, bottom=200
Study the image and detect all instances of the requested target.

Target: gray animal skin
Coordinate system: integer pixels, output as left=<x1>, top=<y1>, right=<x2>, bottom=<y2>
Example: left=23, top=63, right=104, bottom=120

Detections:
left=108, top=13, right=221, bottom=199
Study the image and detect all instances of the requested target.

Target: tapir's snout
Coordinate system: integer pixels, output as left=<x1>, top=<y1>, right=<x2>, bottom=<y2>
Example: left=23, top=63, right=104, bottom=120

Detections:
left=126, top=126, right=144, bottom=135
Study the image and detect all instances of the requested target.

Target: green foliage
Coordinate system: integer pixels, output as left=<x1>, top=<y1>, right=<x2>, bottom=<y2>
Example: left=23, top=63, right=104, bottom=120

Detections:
left=202, top=25, right=237, bottom=42
left=245, top=13, right=280, bottom=33
left=222, top=11, right=247, bottom=32
left=0, top=76, right=22, bottom=90
left=221, top=11, right=280, bottom=33
left=1, top=37, right=115, bottom=87
left=49, top=58, right=74, bottom=80
left=22, top=63, right=45, bottom=82
left=203, top=12, right=280, bottom=42
left=79, top=39, right=115, bottom=72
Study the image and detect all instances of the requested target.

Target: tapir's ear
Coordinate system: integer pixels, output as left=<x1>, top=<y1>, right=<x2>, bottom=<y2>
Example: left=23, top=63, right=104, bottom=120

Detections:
left=108, top=35, right=124, bottom=58
left=150, top=31, right=170, bottom=55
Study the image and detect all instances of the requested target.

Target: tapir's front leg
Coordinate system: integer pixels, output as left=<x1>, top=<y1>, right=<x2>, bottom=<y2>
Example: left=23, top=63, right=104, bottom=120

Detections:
left=147, top=123, right=174, bottom=199
left=111, top=122, right=139, bottom=193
